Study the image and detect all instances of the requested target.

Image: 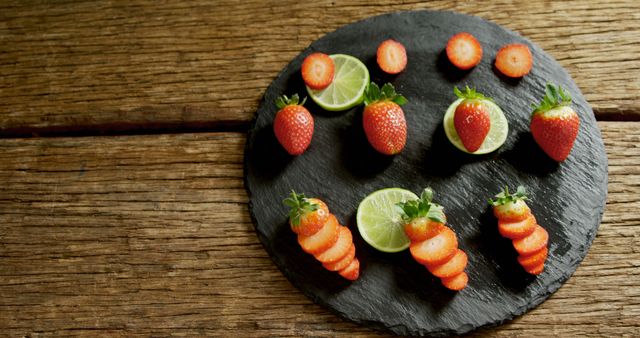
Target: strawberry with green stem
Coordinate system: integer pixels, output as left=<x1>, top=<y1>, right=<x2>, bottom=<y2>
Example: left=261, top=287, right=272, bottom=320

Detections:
left=273, top=94, right=314, bottom=155
left=362, top=82, right=408, bottom=155
left=530, top=83, right=580, bottom=162
left=397, top=188, right=469, bottom=291
left=283, top=191, right=360, bottom=281
left=453, top=86, right=493, bottom=153
left=490, top=186, right=549, bottom=275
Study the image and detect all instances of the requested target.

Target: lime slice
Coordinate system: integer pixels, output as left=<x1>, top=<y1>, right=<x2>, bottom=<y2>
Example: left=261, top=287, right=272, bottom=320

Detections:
left=443, top=98, right=509, bottom=154
left=306, top=54, right=369, bottom=111
left=356, top=188, right=419, bottom=253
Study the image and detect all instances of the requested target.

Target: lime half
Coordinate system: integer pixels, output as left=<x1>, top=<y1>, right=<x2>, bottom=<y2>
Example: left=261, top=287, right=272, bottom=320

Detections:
left=356, top=188, right=419, bottom=253
left=443, top=98, right=509, bottom=154
left=306, top=54, right=369, bottom=111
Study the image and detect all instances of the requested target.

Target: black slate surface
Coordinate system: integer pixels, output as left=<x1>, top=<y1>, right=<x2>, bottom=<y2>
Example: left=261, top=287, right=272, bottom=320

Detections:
left=243, top=10, right=608, bottom=336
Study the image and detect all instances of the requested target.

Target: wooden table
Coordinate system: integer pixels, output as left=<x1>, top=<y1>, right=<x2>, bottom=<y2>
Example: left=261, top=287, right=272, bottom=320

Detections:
left=1, top=1, right=638, bottom=336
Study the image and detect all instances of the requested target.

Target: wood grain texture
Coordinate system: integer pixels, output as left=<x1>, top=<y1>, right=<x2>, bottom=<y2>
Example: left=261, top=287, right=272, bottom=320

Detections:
left=1, top=1, right=639, bottom=136
left=1, top=122, right=638, bottom=336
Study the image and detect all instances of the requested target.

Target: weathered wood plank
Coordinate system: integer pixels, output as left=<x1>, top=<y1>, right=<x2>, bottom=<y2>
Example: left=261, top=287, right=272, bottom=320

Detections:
left=0, top=122, right=638, bottom=336
left=1, top=1, right=639, bottom=136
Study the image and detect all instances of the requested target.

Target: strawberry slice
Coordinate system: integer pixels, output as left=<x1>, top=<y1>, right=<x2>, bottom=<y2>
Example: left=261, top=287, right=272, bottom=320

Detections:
left=410, top=226, right=458, bottom=266
left=446, top=32, right=483, bottom=70
left=513, top=225, right=549, bottom=256
left=495, top=44, right=533, bottom=78
left=301, top=52, right=335, bottom=90
left=315, top=226, right=353, bottom=264
left=524, top=261, right=545, bottom=275
left=517, top=246, right=548, bottom=269
left=441, top=271, right=468, bottom=291
left=298, top=213, right=340, bottom=254
left=338, top=257, right=360, bottom=281
left=323, top=244, right=355, bottom=271
left=498, top=214, right=537, bottom=239
left=404, top=218, right=446, bottom=243
left=426, top=249, right=468, bottom=279
left=376, top=39, right=407, bottom=74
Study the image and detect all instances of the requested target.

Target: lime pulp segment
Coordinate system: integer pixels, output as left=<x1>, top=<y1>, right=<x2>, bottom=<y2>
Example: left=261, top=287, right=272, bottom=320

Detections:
left=356, top=188, right=419, bottom=253
left=443, top=98, right=509, bottom=154
left=306, top=54, right=370, bottom=112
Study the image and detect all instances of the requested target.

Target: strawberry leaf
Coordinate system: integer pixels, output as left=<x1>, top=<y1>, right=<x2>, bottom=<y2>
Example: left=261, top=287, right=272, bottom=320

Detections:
left=365, top=82, right=408, bottom=106
left=489, top=185, right=528, bottom=206
left=532, top=83, right=572, bottom=114
left=453, top=86, right=493, bottom=102
left=276, top=94, right=306, bottom=109
left=283, top=190, right=318, bottom=226
left=397, top=187, right=445, bottom=223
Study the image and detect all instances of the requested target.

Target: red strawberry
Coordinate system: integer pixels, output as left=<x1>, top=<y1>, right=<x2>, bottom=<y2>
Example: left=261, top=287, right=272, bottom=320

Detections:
left=398, top=188, right=447, bottom=242
left=530, top=84, right=580, bottom=162
left=362, top=82, right=408, bottom=155
left=377, top=39, right=407, bottom=74
left=524, top=261, right=545, bottom=275
left=297, top=213, right=340, bottom=254
left=404, top=218, right=446, bottom=242
left=427, top=249, right=468, bottom=279
left=452, top=86, right=492, bottom=152
left=513, top=225, right=548, bottom=256
left=301, top=53, right=335, bottom=90
left=498, top=214, right=537, bottom=240
left=338, top=257, right=360, bottom=281
left=399, top=188, right=468, bottom=291
left=315, top=226, right=353, bottom=264
left=323, top=244, right=355, bottom=271
left=284, top=192, right=330, bottom=236
left=495, top=44, right=533, bottom=78
left=273, top=94, right=314, bottom=155
left=441, top=272, right=468, bottom=291
left=490, top=185, right=531, bottom=222
left=446, top=32, right=483, bottom=70
left=517, top=246, right=548, bottom=269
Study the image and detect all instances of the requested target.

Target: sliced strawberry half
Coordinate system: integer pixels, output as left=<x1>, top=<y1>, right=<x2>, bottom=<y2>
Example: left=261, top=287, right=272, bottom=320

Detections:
left=441, top=271, right=468, bottom=291
left=323, top=244, right=355, bottom=272
left=377, top=39, right=407, bottom=74
left=524, top=261, right=545, bottom=275
left=498, top=214, right=537, bottom=240
left=427, top=249, right=468, bottom=279
left=410, top=226, right=458, bottom=266
left=513, top=225, right=549, bottom=256
left=446, top=32, right=483, bottom=70
left=517, top=246, right=548, bottom=269
left=495, top=44, right=533, bottom=78
left=298, top=213, right=340, bottom=255
left=338, top=257, right=360, bottom=281
left=301, top=52, right=335, bottom=90
left=315, top=226, right=352, bottom=264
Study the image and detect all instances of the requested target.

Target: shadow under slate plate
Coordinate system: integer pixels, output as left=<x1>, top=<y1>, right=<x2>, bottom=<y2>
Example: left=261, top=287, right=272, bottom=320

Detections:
left=243, top=10, right=607, bottom=336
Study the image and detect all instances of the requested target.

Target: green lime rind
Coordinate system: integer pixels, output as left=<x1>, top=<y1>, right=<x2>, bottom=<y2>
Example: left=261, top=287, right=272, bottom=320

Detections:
left=306, top=54, right=370, bottom=112
left=356, top=188, right=419, bottom=253
left=443, top=98, right=509, bottom=155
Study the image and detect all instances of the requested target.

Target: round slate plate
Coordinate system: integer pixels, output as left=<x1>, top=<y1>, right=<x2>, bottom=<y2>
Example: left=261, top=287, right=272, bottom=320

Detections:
left=243, top=10, right=607, bottom=336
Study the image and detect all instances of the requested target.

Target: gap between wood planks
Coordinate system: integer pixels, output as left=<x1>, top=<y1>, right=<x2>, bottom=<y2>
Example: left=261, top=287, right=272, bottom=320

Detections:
left=0, top=108, right=637, bottom=139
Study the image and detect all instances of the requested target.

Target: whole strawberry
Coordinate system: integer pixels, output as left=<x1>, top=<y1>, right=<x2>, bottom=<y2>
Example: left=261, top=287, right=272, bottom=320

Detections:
left=362, top=82, right=408, bottom=155
left=273, top=94, right=314, bottom=155
left=453, top=86, right=492, bottom=153
left=530, top=84, right=580, bottom=162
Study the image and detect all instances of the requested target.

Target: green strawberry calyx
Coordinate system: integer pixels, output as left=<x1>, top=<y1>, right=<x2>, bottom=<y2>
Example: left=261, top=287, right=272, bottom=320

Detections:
left=489, top=185, right=528, bottom=206
left=454, top=86, right=493, bottom=102
left=364, top=82, right=408, bottom=106
left=531, top=83, right=572, bottom=115
left=276, top=94, right=307, bottom=109
left=396, top=187, right=446, bottom=223
left=283, top=190, right=318, bottom=226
